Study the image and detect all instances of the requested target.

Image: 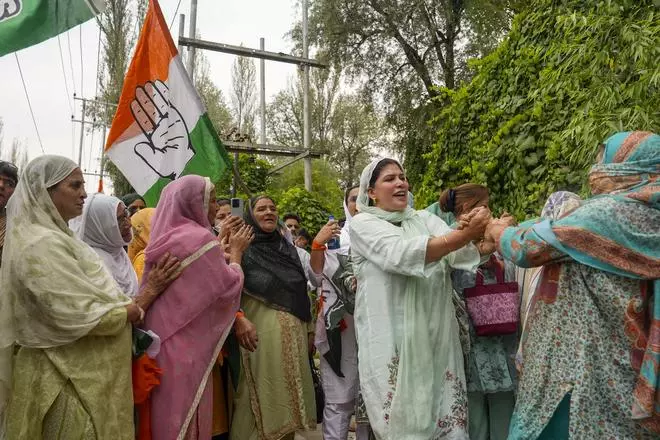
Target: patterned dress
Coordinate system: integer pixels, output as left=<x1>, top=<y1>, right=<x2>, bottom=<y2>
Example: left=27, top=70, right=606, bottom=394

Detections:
left=501, top=225, right=658, bottom=439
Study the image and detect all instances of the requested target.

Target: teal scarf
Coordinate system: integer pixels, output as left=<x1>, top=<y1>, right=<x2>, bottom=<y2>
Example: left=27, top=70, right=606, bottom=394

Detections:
left=533, top=132, right=659, bottom=422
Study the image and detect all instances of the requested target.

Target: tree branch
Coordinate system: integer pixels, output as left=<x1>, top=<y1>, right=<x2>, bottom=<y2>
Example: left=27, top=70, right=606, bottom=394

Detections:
left=367, top=0, right=439, bottom=96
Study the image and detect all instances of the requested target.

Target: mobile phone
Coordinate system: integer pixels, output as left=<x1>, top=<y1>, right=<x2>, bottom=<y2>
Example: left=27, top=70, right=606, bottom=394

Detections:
left=231, top=198, right=244, bottom=217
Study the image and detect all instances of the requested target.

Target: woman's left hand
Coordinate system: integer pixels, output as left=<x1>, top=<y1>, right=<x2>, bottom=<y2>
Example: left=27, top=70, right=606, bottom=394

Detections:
left=146, top=253, right=181, bottom=293
left=235, top=316, right=259, bottom=352
left=484, top=218, right=513, bottom=246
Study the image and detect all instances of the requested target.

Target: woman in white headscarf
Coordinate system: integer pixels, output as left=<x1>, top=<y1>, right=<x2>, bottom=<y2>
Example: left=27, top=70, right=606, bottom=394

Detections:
left=349, top=158, right=491, bottom=440
left=310, top=185, right=366, bottom=440
left=0, top=155, right=177, bottom=440
left=72, top=193, right=140, bottom=296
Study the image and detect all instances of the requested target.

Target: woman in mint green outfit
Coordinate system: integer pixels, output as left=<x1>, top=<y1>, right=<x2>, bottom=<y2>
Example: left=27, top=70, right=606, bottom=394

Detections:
left=350, top=158, right=492, bottom=440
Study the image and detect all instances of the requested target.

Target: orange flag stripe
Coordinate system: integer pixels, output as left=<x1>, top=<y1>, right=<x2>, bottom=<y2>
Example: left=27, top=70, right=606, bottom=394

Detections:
left=105, top=0, right=178, bottom=151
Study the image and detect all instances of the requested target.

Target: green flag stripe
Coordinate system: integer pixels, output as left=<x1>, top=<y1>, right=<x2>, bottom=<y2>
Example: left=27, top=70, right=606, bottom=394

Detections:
left=0, top=0, right=98, bottom=57
left=142, top=113, right=231, bottom=206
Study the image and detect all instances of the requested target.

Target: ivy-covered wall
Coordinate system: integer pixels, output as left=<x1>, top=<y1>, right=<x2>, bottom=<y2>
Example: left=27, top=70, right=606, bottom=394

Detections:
left=417, top=0, right=660, bottom=218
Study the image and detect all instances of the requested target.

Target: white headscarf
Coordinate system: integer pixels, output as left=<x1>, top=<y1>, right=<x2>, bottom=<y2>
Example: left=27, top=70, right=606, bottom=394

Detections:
left=0, top=156, right=130, bottom=430
left=355, top=158, right=477, bottom=438
left=71, top=193, right=139, bottom=297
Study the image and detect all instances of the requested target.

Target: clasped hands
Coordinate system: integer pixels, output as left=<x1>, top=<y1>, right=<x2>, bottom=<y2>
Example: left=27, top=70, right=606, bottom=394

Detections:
left=456, top=207, right=517, bottom=254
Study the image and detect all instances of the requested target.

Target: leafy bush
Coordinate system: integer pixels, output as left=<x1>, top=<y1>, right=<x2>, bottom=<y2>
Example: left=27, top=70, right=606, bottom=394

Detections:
left=418, top=0, right=660, bottom=218
left=277, top=187, right=335, bottom=236
left=269, top=159, right=345, bottom=218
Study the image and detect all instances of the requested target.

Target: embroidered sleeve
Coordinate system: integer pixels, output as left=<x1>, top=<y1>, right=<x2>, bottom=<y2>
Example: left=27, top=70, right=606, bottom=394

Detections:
left=500, top=224, right=566, bottom=268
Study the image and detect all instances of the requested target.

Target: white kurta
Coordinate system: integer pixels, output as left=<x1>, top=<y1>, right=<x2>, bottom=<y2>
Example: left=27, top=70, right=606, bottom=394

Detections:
left=316, top=282, right=360, bottom=404
left=350, top=210, right=480, bottom=440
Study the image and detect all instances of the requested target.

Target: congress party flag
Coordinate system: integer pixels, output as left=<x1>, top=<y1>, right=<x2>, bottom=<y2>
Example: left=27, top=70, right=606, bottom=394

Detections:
left=105, top=0, right=230, bottom=205
left=0, top=0, right=105, bottom=57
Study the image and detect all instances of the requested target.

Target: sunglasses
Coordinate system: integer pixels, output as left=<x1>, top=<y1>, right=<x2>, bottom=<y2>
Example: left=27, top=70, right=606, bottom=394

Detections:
left=348, top=196, right=358, bottom=202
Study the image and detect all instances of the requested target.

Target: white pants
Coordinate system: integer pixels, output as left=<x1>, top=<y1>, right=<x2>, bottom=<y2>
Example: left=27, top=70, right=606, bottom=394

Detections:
left=322, top=401, right=370, bottom=440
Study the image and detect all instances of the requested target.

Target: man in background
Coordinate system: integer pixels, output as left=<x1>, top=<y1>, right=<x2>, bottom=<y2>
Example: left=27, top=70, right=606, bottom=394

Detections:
left=283, top=213, right=302, bottom=237
left=0, top=160, right=18, bottom=265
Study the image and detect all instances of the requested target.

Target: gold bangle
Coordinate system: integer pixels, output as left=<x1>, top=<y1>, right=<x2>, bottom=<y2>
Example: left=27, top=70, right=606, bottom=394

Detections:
left=442, top=235, right=449, bottom=245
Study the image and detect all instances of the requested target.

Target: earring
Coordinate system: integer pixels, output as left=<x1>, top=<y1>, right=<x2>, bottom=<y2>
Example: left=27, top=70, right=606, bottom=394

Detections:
left=373, top=198, right=378, bottom=204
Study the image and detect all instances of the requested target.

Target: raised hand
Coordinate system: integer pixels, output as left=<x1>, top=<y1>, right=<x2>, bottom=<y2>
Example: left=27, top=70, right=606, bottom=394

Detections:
left=462, top=207, right=492, bottom=241
left=484, top=217, right=514, bottom=245
left=230, top=225, right=255, bottom=255
left=130, top=80, right=195, bottom=179
left=314, top=219, right=340, bottom=245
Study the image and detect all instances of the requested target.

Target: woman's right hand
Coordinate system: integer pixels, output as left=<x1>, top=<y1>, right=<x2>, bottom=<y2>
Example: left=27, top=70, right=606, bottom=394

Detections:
left=462, top=207, right=491, bottom=241
left=230, top=224, right=255, bottom=255
left=234, top=316, right=258, bottom=352
left=314, top=219, right=340, bottom=245
left=218, top=215, right=243, bottom=242
left=126, top=303, right=142, bottom=323
left=146, top=253, right=181, bottom=294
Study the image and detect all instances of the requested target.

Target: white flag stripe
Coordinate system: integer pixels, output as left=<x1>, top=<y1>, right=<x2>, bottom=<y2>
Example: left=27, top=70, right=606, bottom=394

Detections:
left=107, top=55, right=205, bottom=193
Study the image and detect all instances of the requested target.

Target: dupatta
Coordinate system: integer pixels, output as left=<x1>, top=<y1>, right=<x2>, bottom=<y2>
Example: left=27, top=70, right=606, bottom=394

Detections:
left=143, top=175, right=243, bottom=440
left=0, top=156, right=131, bottom=434
left=530, top=132, right=659, bottom=425
left=72, top=193, right=139, bottom=296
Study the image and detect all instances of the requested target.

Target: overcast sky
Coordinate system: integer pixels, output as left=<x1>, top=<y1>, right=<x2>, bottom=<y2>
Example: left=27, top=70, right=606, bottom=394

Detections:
left=0, top=0, right=300, bottom=190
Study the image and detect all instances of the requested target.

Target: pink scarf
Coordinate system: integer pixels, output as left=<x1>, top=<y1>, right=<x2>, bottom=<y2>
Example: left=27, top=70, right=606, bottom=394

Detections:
left=143, top=175, right=242, bottom=440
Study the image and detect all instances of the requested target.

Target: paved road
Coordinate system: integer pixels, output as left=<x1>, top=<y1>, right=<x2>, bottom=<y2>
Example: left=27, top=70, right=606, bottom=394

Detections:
left=295, top=428, right=357, bottom=440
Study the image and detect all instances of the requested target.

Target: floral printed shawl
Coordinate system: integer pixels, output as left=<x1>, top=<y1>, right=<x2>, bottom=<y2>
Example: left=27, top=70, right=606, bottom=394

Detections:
left=507, top=131, right=660, bottom=425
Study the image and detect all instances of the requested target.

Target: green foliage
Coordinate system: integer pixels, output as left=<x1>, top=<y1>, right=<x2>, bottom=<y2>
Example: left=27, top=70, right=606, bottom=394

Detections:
left=277, top=187, right=335, bottom=237
left=216, top=153, right=273, bottom=198
left=418, top=0, right=660, bottom=218
left=269, top=159, right=344, bottom=220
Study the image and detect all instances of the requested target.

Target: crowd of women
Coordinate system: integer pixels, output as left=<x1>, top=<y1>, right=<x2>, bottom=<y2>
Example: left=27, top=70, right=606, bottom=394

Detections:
left=0, top=130, right=656, bottom=440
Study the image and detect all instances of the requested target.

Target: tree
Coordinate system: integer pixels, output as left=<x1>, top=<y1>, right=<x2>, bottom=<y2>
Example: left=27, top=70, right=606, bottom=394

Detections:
left=277, top=187, right=335, bottom=236
left=216, top=153, right=273, bottom=198
left=418, top=0, right=660, bottom=219
left=328, top=94, right=380, bottom=188
left=268, top=66, right=383, bottom=188
left=294, top=0, right=519, bottom=188
left=269, top=159, right=344, bottom=218
left=230, top=54, right=257, bottom=138
left=267, top=64, right=341, bottom=151
left=0, top=118, right=29, bottom=172
left=95, top=0, right=145, bottom=196
left=195, top=52, right=233, bottom=136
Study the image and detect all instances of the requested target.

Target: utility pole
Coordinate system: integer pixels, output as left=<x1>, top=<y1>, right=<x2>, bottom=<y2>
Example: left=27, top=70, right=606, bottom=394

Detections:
left=72, top=96, right=117, bottom=192
left=77, top=98, right=86, bottom=167
left=178, top=14, right=186, bottom=56
left=186, top=0, right=198, bottom=82
left=260, top=37, right=266, bottom=146
left=302, top=0, right=312, bottom=191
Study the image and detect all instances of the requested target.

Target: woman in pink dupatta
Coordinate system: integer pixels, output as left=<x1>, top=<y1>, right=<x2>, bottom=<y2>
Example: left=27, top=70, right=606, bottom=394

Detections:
left=143, top=175, right=254, bottom=440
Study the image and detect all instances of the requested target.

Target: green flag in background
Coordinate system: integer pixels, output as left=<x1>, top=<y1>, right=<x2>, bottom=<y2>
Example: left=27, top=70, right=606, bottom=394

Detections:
left=0, top=0, right=105, bottom=57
